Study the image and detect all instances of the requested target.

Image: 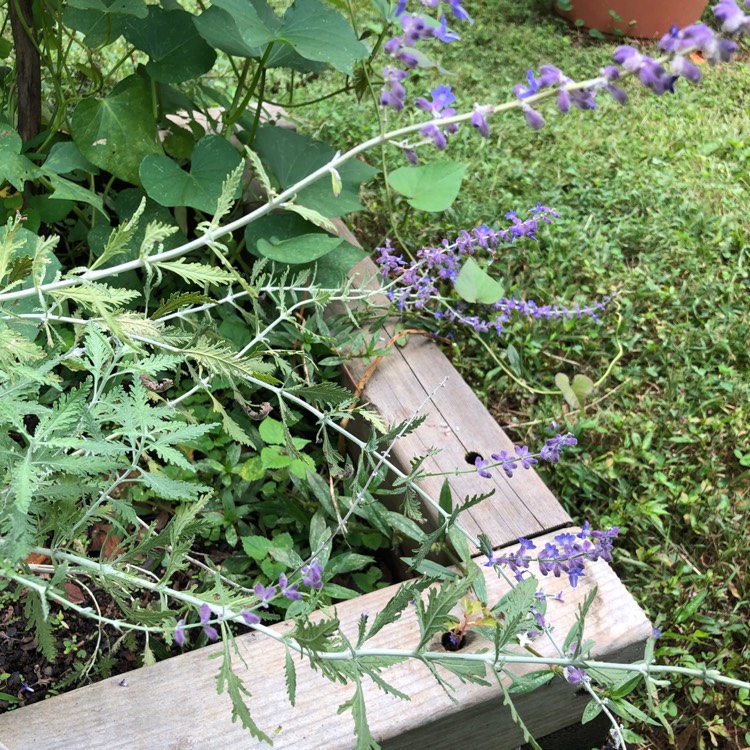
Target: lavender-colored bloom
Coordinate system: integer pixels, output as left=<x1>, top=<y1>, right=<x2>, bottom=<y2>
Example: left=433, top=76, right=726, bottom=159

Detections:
left=539, top=432, right=578, bottom=463
left=638, top=58, right=674, bottom=95
left=570, top=88, right=597, bottom=110
left=670, top=55, right=702, bottom=83
left=381, top=66, right=408, bottom=111
left=557, top=89, right=571, bottom=114
left=175, top=618, right=186, bottom=646
left=522, top=105, right=544, bottom=130
left=241, top=609, right=261, bottom=626
left=514, top=69, right=540, bottom=99
left=436, top=13, right=460, bottom=42
left=563, top=666, right=587, bottom=684
left=605, top=84, right=628, bottom=105
left=302, top=559, right=324, bottom=589
left=490, top=449, right=517, bottom=478
left=21, top=681, right=34, bottom=693
left=613, top=45, right=643, bottom=72
left=279, top=572, right=302, bottom=601
left=538, top=64, right=565, bottom=87
left=471, top=104, right=490, bottom=137
left=475, top=456, right=492, bottom=478
left=447, top=0, right=472, bottom=24
left=254, top=582, right=277, bottom=605
left=199, top=604, right=219, bottom=641
left=652, top=626, right=662, bottom=639
left=514, top=444, right=538, bottom=470
left=713, top=0, right=750, bottom=33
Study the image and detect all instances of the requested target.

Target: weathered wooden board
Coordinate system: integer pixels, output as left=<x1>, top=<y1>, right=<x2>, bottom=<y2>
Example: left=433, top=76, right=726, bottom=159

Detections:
left=342, top=258, right=571, bottom=550
left=0, top=529, right=652, bottom=750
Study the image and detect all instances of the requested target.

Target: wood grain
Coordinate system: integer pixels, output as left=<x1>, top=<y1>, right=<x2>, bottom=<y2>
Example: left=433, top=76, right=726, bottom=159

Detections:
left=0, top=529, right=652, bottom=750
left=342, top=258, right=570, bottom=551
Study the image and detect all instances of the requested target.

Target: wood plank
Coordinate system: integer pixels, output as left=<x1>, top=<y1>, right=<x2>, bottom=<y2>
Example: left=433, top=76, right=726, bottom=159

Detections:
left=0, top=529, right=652, bottom=750
left=342, top=258, right=570, bottom=550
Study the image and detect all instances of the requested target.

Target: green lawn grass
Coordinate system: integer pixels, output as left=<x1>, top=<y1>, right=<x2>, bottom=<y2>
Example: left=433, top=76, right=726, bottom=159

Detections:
left=304, top=1, right=750, bottom=745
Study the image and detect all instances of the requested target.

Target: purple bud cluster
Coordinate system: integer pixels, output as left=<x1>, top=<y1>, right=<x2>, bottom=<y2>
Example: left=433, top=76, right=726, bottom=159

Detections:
left=474, top=432, right=578, bottom=480
left=376, top=205, right=610, bottom=336
left=174, top=562, right=324, bottom=647
left=486, top=522, right=620, bottom=589
left=514, top=2, right=750, bottom=130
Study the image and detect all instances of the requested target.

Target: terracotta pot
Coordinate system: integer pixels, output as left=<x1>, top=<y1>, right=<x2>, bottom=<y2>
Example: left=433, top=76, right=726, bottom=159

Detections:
left=555, top=0, right=708, bottom=38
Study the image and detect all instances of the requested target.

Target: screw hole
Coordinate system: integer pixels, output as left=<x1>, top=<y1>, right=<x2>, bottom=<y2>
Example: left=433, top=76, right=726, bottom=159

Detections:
left=465, top=451, right=483, bottom=465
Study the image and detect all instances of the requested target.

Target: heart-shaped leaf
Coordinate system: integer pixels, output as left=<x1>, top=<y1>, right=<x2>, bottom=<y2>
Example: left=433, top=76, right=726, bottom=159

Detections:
left=555, top=373, right=595, bottom=410
left=388, top=160, right=467, bottom=212
left=252, top=126, right=377, bottom=218
left=71, top=75, right=161, bottom=185
left=279, top=0, right=367, bottom=75
left=123, top=7, right=216, bottom=83
left=140, top=135, right=242, bottom=212
left=454, top=257, right=505, bottom=304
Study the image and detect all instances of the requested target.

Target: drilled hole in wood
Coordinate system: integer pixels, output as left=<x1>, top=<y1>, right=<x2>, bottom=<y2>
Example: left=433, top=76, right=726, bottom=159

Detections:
left=465, top=451, right=483, bottom=465
left=441, top=631, right=467, bottom=651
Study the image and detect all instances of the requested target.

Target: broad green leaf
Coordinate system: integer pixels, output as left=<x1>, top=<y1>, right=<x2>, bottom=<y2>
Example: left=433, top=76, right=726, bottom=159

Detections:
left=194, top=0, right=277, bottom=53
left=279, top=0, right=368, bottom=75
left=388, top=160, right=467, bottom=212
left=252, top=126, right=377, bottom=218
left=123, top=7, right=216, bottom=83
left=140, top=135, right=242, bottom=212
left=43, top=142, right=98, bottom=175
left=0, top=119, right=42, bottom=189
left=72, top=75, right=161, bottom=185
left=62, top=6, right=128, bottom=46
left=454, top=257, right=505, bottom=304
left=66, top=0, right=147, bottom=16
left=257, top=233, right=342, bottom=264
left=47, top=175, right=107, bottom=217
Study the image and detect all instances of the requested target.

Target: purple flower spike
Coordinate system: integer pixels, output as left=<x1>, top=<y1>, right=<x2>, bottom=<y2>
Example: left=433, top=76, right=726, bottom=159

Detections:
left=302, top=559, right=324, bottom=590
left=175, top=618, right=186, bottom=646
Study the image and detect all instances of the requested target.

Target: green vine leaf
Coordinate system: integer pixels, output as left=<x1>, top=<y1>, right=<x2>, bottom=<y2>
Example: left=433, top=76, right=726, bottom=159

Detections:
left=388, top=160, right=467, bottom=212
left=122, top=7, right=216, bottom=83
left=140, top=136, right=242, bottom=213
left=71, top=75, right=161, bottom=185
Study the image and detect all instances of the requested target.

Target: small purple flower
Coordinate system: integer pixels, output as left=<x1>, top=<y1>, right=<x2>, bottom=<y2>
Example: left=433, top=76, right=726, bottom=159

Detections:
left=254, top=582, right=278, bottom=606
left=447, top=0, right=472, bottom=24
left=670, top=56, right=702, bottom=83
left=652, top=626, right=662, bottom=639
left=199, top=603, right=219, bottom=641
left=470, top=104, right=490, bottom=137
left=522, top=105, right=545, bottom=131
left=175, top=618, right=186, bottom=646
left=21, top=681, right=34, bottom=693
left=713, top=0, right=750, bottom=34
left=279, top=573, right=302, bottom=601
left=474, top=455, right=492, bottom=479
left=241, top=609, right=261, bottom=626
left=514, top=444, right=538, bottom=470
left=490, top=449, right=517, bottom=478
left=514, top=69, right=540, bottom=99
left=563, top=666, right=587, bottom=684
left=302, top=559, right=324, bottom=590
left=436, top=13, right=460, bottom=43
left=118, top=679, right=128, bottom=687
